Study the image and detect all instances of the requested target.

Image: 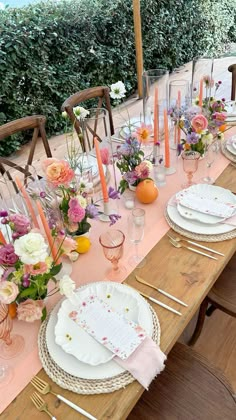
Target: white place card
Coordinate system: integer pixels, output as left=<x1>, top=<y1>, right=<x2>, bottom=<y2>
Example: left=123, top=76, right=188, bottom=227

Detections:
left=176, top=191, right=236, bottom=218
left=69, top=296, right=147, bottom=360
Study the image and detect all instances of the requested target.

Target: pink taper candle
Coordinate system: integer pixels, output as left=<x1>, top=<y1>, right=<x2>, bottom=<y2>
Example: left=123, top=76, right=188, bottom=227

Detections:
left=36, top=201, right=58, bottom=262
left=15, top=176, right=40, bottom=229
left=94, top=137, right=109, bottom=203
left=199, top=79, right=203, bottom=107
left=164, top=109, right=170, bottom=168
left=153, top=87, right=159, bottom=143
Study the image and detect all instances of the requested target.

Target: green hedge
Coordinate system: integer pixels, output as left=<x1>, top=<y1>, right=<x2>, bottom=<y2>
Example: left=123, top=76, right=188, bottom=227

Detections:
left=0, top=0, right=235, bottom=155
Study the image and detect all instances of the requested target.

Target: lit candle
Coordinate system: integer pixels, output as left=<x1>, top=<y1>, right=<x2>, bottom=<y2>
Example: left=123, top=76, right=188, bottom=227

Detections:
left=15, top=176, right=40, bottom=229
left=199, top=79, right=203, bottom=107
left=0, top=230, right=6, bottom=245
left=153, top=87, right=159, bottom=143
left=36, top=200, right=58, bottom=262
left=164, top=109, right=170, bottom=168
left=94, top=137, right=109, bottom=203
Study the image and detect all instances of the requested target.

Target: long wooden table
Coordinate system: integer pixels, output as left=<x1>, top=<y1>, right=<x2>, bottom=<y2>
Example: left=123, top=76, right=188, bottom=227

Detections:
left=2, top=164, right=236, bottom=420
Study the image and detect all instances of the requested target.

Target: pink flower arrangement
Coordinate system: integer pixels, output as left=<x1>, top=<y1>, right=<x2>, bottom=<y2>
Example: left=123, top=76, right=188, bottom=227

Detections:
left=43, top=158, right=75, bottom=187
left=0, top=244, right=19, bottom=266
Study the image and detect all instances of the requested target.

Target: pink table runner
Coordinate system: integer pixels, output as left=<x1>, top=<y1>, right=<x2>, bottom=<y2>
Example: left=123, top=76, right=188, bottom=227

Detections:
left=0, top=149, right=231, bottom=414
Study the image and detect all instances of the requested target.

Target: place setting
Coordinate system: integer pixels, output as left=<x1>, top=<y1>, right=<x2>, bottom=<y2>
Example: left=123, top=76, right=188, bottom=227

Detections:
left=221, top=134, right=236, bottom=164
left=165, top=183, right=236, bottom=242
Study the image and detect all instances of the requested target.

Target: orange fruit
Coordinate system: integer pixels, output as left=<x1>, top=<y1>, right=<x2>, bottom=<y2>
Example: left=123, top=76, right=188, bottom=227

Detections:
left=136, top=179, right=158, bottom=204
left=8, top=302, right=17, bottom=319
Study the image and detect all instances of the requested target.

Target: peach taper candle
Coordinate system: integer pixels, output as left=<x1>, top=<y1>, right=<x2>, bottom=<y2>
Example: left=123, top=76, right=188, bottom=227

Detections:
left=36, top=200, right=59, bottom=263
left=15, top=176, right=40, bottom=229
left=94, top=137, right=109, bottom=203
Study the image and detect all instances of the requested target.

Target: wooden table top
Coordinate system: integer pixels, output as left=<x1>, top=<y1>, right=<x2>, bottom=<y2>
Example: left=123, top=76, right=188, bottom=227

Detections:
left=2, top=164, right=236, bottom=420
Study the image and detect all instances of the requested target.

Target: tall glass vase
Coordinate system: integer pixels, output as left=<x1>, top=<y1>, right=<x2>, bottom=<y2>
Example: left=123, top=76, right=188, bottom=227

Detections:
left=81, top=108, right=118, bottom=191
left=191, top=57, right=214, bottom=103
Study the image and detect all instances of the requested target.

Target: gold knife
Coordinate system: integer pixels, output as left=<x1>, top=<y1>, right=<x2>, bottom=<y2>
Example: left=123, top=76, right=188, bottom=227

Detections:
left=136, top=275, right=188, bottom=307
left=139, top=291, right=182, bottom=316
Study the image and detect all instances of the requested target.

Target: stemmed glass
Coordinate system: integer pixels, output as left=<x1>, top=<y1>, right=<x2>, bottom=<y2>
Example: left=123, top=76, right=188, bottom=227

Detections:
left=181, top=151, right=200, bottom=188
left=99, top=229, right=126, bottom=281
left=202, top=142, right=218, bottom=184
left=0, top=302, right=25, bottom=359
left=127, top=208, right=146, bottom=268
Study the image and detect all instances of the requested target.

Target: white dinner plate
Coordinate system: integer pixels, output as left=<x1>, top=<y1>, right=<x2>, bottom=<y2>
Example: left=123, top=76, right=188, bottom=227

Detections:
left=46, top=282, right=154, bottom=379
left=55, top=283, right=145, bottom=366
left=226, top=141, right=236, bottom=156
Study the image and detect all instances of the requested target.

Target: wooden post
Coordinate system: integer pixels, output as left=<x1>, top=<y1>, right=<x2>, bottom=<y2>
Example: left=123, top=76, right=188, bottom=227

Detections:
left=132, top=0, right=144, bottom=99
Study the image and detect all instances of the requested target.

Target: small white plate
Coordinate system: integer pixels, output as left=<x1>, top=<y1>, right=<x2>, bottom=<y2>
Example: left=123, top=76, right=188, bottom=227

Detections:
left=177, top=203, right=225, bottom=225
left=226, top=141, right=236, bottom=156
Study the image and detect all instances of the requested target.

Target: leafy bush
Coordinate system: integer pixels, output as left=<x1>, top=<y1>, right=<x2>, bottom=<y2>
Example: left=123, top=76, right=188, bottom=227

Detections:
left=0, top=0, right=235, bottom=155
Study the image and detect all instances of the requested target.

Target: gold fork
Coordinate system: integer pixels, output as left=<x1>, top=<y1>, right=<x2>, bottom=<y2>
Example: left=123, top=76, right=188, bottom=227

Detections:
left=30, top=391, right=57, bottom=419
left=31, top=375, right=97, bottom=419
left=167, top=233, right=224, bottom=256
left=169, top=238, right=218, bottom=260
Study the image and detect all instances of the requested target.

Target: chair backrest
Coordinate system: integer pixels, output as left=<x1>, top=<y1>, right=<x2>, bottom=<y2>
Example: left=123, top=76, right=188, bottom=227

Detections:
left=0, top=115, right=52, bottom=175
left=61, top=86, right=114, bottom=152
left=228, top=64, right=236, bottom=100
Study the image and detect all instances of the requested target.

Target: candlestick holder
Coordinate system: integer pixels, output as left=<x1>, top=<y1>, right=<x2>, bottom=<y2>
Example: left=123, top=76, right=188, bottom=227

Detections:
left=98, top=200, right=119, bottom=223
left=165, top=166, right=176, bottom=175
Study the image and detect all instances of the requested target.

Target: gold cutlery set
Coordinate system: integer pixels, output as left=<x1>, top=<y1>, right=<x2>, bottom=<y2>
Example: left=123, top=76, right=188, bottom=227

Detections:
left=30, top=375, right=97, bottom=419
left=168, top=234, right=224, bottom=260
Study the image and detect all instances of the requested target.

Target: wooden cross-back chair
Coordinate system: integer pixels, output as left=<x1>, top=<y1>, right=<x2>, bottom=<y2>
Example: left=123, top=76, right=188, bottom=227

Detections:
left=0, top=115, right=52, bottom=176
left=61, top=86, right=114, bottom=152
left=188, top=252, right=236, bottom=346
left=228, top=64, right=236, bottom=100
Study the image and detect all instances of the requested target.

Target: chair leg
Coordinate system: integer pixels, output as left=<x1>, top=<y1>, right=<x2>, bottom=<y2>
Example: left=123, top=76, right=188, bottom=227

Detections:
left=206, top=304, right=216, bottom=317
left=188, top=297, right=208, bottom=346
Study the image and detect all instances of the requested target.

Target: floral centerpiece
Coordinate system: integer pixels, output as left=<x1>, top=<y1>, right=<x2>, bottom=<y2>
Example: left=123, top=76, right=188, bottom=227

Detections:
left=169, top=79, right=228, bottom=156
left=42, top=158, right=120, bottom=234
left=0, top=211, right=75, bottom=322
left=116, top=129, right=153, bottom=193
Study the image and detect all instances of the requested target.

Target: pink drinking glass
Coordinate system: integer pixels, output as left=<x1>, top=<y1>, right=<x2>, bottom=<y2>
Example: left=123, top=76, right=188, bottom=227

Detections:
left=0, top=302, right=25, bottom=359
left=99, top=229, right=127, bottom=281
left=181, top=151, right=200, bottom=188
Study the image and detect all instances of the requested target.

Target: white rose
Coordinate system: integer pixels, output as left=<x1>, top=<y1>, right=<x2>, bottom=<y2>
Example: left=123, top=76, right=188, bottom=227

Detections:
left=143, top=160, right=153, bottom=171
left=201, top=133, right=213, bottom=145
left=59, top=275, right=76, bottom=298
left=14, top=232, right=48, bottom=265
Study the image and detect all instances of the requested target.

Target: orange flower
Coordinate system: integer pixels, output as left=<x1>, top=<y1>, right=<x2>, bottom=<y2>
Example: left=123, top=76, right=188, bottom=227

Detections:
left=219, top=124, right=226, bottom=132
left=133, top=123, right=153, bottom=144
left=184, top=143, right=191, bottom=151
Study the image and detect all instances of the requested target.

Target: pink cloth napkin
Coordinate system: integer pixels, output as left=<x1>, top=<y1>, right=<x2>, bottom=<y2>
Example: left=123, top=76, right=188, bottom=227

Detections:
left=114, top=336, right=166, bottom=389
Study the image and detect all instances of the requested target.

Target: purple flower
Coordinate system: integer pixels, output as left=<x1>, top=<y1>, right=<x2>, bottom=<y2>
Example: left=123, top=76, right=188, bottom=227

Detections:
left=186, top=132, right=199, bottom=144
left=109, top=214, right=121, bottom=226
left=39, top=191, right=46, bottom=198
left=9, top=214, right=31, bottom=236
left=177, top=143, right=184, bottom=156
left=86, top=204, right=99, bottom=219
left=0, top=244, right=19, bottom=266
left=0, top=210, right=8, bottom=217
left=2, top=267, right=15, bottom=281
left=108, top=187, right=120, bottom=200
left=124, top=171, right=138, bottom=185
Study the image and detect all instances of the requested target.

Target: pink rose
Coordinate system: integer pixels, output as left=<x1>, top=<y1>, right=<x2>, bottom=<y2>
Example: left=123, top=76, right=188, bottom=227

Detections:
left=0, top=244, right=19, bottom=266
left=0, top=281, right=19, bottom=304
left=42, top=158, right=75, bottom=187
left=9, top=214, right=31, bottom=237
left=191, top=114, right=208, bottom=132
left=68, top=198, right=86, bottom=223
left=17, top=299, right=44, bottom=322
left=100, top=148, right=111, bottom=165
